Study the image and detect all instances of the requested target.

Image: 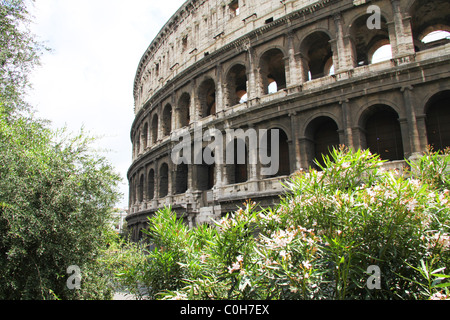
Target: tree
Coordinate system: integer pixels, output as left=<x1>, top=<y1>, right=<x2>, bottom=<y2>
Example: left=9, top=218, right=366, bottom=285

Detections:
left=0, top=0, right=46, bottom=114
left=0, top=0, right=122, bottom=299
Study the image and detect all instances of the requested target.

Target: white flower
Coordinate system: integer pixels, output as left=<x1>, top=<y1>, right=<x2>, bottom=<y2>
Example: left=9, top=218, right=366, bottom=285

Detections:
left=228, top=262, right=241, bottom=274
left=302, top=260, right=312, bottom=270
left=200, top=254, right=209, bottom=263
left=406, top=199, right=419, bottom=212
left=430, top=292, right=450, bottom=300
left=439, top=193, right=448, bottom=205
left=342, top=162, right=351, bottom=169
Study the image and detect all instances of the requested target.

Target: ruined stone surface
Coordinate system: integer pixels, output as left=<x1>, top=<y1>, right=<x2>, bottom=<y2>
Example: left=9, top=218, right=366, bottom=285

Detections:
left=127, top=0, right=450, bottom=241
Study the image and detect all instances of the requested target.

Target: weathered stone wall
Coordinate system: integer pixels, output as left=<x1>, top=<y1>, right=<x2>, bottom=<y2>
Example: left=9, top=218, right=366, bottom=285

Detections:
left=127, top=0, right=450, bottom=241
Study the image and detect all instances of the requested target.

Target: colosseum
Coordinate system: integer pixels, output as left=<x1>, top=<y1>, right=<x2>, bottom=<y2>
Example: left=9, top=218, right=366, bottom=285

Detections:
left=127, top=0, right=450, bottom=241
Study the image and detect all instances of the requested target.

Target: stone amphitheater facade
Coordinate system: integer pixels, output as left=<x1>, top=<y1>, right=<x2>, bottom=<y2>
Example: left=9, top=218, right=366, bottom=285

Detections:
left=127, top=0, right=450, bottom=241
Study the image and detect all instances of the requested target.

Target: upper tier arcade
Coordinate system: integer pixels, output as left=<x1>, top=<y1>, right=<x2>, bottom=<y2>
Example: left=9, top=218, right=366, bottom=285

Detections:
left=133, top=0, right=326, bottom=111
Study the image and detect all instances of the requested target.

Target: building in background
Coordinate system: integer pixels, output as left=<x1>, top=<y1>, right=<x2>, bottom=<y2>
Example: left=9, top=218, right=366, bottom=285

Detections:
left=127, top=0, right=450, bottom=241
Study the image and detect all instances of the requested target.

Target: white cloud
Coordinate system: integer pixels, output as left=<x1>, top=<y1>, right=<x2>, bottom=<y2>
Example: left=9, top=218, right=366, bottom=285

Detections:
left=28, top=0, right=186, bottom=208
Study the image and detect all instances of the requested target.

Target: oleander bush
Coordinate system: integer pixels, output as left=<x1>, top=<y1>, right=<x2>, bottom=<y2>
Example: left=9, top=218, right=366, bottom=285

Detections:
left=129, top=147, right=450, bottom=300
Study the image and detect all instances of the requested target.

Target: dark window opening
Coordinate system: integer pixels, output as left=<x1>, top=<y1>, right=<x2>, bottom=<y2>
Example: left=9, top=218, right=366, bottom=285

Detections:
left=426, top=91, right=450, bottom=151
left=305, top=117, right=340, bottom=169
left=178, top=93, right=191, bottom=128
left=226, top=64, right=248, bottom=106
left=175, top=164, right=188, bottom=195
left=364, top=105, right=404, bottom=161
left=159, top=163, right=169, bottom=198
left=198, top=79, right=216, bottom=117
left=300, top=32, right=333, bottom=80
left=148, top=169, right=155, bottom=200
left=260, top=49, right=286, bottom=94
left=163, top=104, right=173, bottom=136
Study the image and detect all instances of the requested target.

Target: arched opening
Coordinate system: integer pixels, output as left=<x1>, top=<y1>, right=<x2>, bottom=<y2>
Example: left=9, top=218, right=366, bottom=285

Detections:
left=159, top=163, right=169, bottom=198
left=226, top=138, right=248, bottom=184
left=129, top=177, right=134, bottom=205
left=162, top=104, right=173, bottom=137
left=138, top=174, right=144, bottom=203
left=148, top=169, right=155, bottom=200
left=262, top=128, right=291, bottom=177
left=370, top=43, right=393, bottom=64
left=300, top=31, right=333, bottom=81
left=178, top=93, right=191, bottom=128
left=305, top=117, right=340, bottom=169
left=151, top=114, right=158, bottom=145
left=349, top=14, right=391, bottom=66
left=135, top=133, right=141, bottom=157
left=259, top=48, right=286, bottom=94
left=410, top=0, right=450, bottom=52
left=425, top=91, right=450, bottom=151
left=175, top=163, right=188, bottom=194
left=196, top=147, right=215, bottom=191
left=141, top=123, right=148, bottom=151
left=198, top=79, right=216, bottom=117
left=226, top=64, right=248, bottom=106
left=422, top=30, right=450, bottom=44
left=363, top=105, right=404, bottom=161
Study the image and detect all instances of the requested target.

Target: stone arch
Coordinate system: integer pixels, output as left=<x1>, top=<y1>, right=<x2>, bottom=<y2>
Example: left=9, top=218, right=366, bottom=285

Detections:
left=262, top=127, right=291, bottom=177
left=135, top=132, right=141, bottom=157
left=347, top=12, right=391, bottom=66
left=159, top=163, right=169, bottom=198
left=138, top=173, right=145, bottom=203
left=147, top=168, right=155, bottom=200
left=225, top=63, right=248, bottom=106
left=409, top=0, right=450, bottom=52
left=162, top=103, right=173, bottom=137
left=198, top=78, right=216, bottom=118
left=359, top=104, right=404, bottom=161
left=304, top=116, right=340, bottom=169
left=175, top=163, right=189, bottom=194
left=424, top=90, right=450, bottom=151
left=299, top=30, right=334, bottom=80
left=141, top=122, right=148, bottom=150
left=129, top=176, right=135, bottom=205
left=178, top=92, right=191, bottom=128
left=195, top=146, right=215, bottom=191
left=259, top=47, right=287, bottom=94
left=226, top=137, right=249, bottom=184
left=151, top=113, right=158, bottom=145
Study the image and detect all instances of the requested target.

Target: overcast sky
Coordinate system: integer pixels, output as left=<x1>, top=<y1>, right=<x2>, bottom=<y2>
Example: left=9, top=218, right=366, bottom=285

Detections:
left=28, top=0, right=186, bottom=208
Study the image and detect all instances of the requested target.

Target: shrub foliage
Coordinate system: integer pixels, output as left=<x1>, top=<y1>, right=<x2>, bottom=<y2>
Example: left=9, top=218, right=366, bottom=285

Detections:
left=127, top=147, right=449, bottom=300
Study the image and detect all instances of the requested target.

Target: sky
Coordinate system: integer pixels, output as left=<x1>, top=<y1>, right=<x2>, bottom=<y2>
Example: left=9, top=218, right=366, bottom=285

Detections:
left=27, top=0, right=186, bottom=209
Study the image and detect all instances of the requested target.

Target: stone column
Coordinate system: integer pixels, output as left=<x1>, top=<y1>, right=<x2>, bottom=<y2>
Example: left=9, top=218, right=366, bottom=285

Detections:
left=246, top=46, right=259, bottom=100
left=398, top=117, right=412, bottom=157
left=215, top=64, right=224, bottom=116
left=333, top=13, right=353, bottom=73
left=401, top=86, right=421, bottom=155
left=298, top=52, right=310, bottom=84
left=340, top=99, right=354, bottom=149
left=390, top=0, right=415, bottom=58
left=298, top=137, right=311, bottom=170
left=247, top=124, right=259, bottom=192
left=190, top=79, right=200, bottom=122
left=289, top=112, right=302, bottom=171
left=415, top=114, right=429, bottom=151
left=286, top=31, right=301, bottom=88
